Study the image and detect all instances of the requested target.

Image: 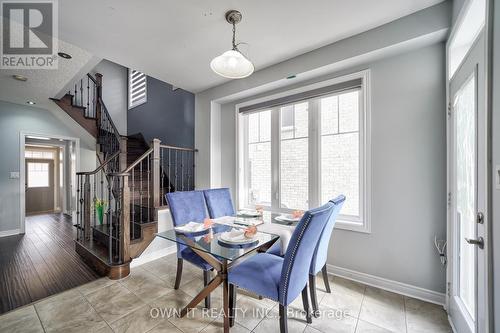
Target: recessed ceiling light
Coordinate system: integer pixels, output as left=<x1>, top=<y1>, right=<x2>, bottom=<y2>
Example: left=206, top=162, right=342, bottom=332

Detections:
left=12, top=74, right=28, bottom=81
left=27, top=101, right=36, bottom=105
left=58, top=52, right=72, bottom=59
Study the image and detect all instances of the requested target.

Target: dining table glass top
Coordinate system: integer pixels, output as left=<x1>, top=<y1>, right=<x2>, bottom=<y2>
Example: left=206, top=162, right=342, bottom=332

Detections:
left=155, top=223, right=280, bottom=262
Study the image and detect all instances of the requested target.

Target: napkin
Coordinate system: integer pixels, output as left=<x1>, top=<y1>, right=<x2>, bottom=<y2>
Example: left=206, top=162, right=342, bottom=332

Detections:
left=175, top=222, right=206, bottom=233
left=238, top=210, right=260, bottom=216
left=220, top=228, right=254, bottom=243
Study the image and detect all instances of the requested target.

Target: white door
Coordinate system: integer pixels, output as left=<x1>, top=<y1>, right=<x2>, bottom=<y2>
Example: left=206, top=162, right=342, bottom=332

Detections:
left=448, top=30, right=488, bottom=333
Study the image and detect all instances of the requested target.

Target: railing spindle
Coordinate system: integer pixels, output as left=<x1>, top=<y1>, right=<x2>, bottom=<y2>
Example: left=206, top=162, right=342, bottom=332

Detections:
left=87, top=76, right=90, bottom=117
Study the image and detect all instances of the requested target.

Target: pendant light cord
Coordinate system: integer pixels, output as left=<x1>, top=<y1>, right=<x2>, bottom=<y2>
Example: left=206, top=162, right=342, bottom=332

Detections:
left=232, top=21, right=237, bottom=50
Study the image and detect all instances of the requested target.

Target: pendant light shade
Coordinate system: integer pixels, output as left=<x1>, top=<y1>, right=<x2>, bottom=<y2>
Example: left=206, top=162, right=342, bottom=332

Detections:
left=210, top=50, right=254, bottom=79
left=211, top=10, right=254, bottom=79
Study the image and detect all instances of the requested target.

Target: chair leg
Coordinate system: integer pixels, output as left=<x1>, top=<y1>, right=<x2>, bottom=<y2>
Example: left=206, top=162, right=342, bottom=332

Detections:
left=174, top=258, right=183, bottom=290
left=301, top=286, right=312, bottom=324
left=322, top=265, right=331, bottom=293
left=279, top=304, right=288, bottom=333
left=203, top=270, right=211, bottom=308
left=309, top=274, right=319, bottom=317
left=229, top=284, right=236, bottom=327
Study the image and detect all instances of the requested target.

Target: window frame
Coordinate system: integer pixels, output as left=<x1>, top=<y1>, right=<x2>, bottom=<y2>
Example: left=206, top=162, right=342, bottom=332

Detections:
left=237, top=70, right=371, bottom=233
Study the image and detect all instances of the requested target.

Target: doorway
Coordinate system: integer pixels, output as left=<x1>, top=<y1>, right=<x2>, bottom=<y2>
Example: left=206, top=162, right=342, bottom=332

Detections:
left=20, top=133, right=79, bottom=232
left=446, top=0, right=489, bottom=332
left=25, top=147, right=58, bottom=215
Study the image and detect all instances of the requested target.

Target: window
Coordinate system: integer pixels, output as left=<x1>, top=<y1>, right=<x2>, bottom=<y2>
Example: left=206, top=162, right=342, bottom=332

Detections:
left=320, top=91, right=360, bottom=218
left=128, top=69, right=147, bottom=109
left=27, top=162, right=49, bottom=188
left=25, top=150, right=54, bottom=159
left=246, top=110, right=272, bottom=206
left=280, top=102, right=309, bottom=210
left=239, top=72, right=370, bottom=232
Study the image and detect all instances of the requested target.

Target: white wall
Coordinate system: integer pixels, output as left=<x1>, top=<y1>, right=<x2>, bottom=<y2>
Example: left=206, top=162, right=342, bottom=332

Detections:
left=194, top=1, right=450, bottom=296
left=91, top=60, right=128, bottom=135
left=0, top=100, right=96, bottom=233
left=213, top=44, right=447, bottom=294
left=195, top=1, right=451, bottom=189
left=491, top=0, right=499, bottom=328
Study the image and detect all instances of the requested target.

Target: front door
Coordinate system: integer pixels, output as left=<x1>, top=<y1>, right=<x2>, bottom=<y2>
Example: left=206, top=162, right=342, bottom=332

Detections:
left=448, top=32, right=487, bottom=333
left=25, top=158, right=55, bottom=215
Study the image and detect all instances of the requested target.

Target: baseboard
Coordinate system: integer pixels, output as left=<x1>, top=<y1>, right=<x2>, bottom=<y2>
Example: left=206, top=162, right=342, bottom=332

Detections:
left=0, top=229, right=21, bottom=237
left=130, top=245, right=177, bottom=268
left=448, top=315, right=458, bottom=333
left=327, top=264, right=446, bottom=306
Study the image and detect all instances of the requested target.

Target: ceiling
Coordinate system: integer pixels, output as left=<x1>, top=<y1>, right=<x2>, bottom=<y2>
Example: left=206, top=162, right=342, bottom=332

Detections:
left=0, top=40, right=95, bottom=109
left=59, top=0, right=445, bottom=93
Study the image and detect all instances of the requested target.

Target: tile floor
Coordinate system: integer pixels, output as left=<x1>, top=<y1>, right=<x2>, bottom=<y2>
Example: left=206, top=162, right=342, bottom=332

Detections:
left=0, top=253, right=452, bottom=333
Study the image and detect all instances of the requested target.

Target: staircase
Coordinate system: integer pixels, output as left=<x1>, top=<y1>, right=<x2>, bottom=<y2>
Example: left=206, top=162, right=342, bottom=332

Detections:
left=52, top=72, right=196, bottom=279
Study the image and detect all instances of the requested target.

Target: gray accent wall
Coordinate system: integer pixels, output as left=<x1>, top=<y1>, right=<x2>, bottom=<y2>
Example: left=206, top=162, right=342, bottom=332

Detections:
left=91, top=60, right=128, bottom=135
left=0, top=100, right=96, bottom=233
left=128, top=76, right=195, bottom=148
left=214, top=43, right=447, bottom=293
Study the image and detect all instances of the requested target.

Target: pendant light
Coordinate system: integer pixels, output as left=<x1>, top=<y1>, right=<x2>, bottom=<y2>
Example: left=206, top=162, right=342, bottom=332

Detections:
left=210, top=10, right=254, bottom=79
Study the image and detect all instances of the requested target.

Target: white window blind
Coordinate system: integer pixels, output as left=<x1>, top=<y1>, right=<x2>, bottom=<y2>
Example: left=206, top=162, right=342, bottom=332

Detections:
left=128, top=69, right=147, bottom=109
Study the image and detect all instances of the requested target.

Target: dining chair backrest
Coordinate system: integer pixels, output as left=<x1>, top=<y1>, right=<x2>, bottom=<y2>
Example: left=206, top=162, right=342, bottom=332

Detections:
left=203, top=188, right=236, bottom=218
left=165, top=190, right=209, bottom=256
left=310, top=195, right=346, bottom=275
left=278, top=201, right=335, bottom=305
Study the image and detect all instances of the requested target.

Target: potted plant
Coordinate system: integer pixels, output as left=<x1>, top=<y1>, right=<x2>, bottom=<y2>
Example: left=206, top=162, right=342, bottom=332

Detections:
left=94, top=199, right=106, bottom=225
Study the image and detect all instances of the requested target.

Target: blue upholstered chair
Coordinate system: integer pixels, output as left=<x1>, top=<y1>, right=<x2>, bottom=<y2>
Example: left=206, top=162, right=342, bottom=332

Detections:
left=165, top=190, right=213, bottom=308
left=266, top=195, right=346, bottom=317
left=203, top=188, right=236, bottom=218
left=228, top=200, right=341, bottom=333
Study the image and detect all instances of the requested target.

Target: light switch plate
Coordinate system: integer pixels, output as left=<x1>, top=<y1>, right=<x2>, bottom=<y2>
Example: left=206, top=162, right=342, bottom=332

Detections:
left=9, top=171, right=20, bottom=179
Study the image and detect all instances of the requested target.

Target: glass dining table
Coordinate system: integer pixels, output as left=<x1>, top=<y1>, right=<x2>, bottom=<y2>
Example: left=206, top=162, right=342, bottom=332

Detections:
left=156, top=221, right=280, bottom=333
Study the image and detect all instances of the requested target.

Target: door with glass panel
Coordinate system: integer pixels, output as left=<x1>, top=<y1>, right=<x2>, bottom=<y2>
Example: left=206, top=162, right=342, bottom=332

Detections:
left=448, top=24, right=487, bottom=333
left=25, top=159, right=55, bottom=215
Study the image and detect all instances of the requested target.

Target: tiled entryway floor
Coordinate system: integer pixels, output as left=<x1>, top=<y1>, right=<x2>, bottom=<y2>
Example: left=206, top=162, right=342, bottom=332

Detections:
left=0, top=253, right=452, bottom=333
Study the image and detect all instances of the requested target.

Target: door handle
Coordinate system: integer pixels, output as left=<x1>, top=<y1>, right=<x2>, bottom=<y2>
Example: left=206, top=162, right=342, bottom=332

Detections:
left=465, top=237, right=484, bottom=249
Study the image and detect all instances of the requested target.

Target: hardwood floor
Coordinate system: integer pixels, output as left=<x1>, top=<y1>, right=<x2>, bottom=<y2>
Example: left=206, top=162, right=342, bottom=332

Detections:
left=0, top=213, right=100, bottom=314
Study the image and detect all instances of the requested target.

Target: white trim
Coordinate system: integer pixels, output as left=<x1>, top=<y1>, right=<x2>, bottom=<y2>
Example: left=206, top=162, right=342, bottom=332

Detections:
left=0, top=229, right=21, bottom=237
left=20, top=132, right=80, bottom=233
left=235, top=69, right=372, bottom=233
left=130, top=245, right=177, bottom=268
left=327, top=264, right=446, bottom=306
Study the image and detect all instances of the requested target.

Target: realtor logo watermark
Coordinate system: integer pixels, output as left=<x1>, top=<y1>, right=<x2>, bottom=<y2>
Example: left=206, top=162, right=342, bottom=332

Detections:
left=1, top=0, right=58, bottom=69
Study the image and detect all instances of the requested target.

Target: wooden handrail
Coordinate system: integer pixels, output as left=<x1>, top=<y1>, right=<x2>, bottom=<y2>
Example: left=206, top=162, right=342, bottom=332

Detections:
left=159, top=144, right=198, bottom=152
left=76, top=151, right=120, bottom=176
left=86, top=73, right=98, bottom=85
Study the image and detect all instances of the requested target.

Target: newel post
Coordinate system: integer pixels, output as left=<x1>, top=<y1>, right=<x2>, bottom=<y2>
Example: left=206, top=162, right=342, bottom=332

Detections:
left=151, top=139, right=161, bottom=211
left=83, top=174, right=91, bottom=240
left=119, top=136, right=130, bottom=263
left=120, top=175, right=131, bottom=263
left=94, top=73, right=103, bottom=123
